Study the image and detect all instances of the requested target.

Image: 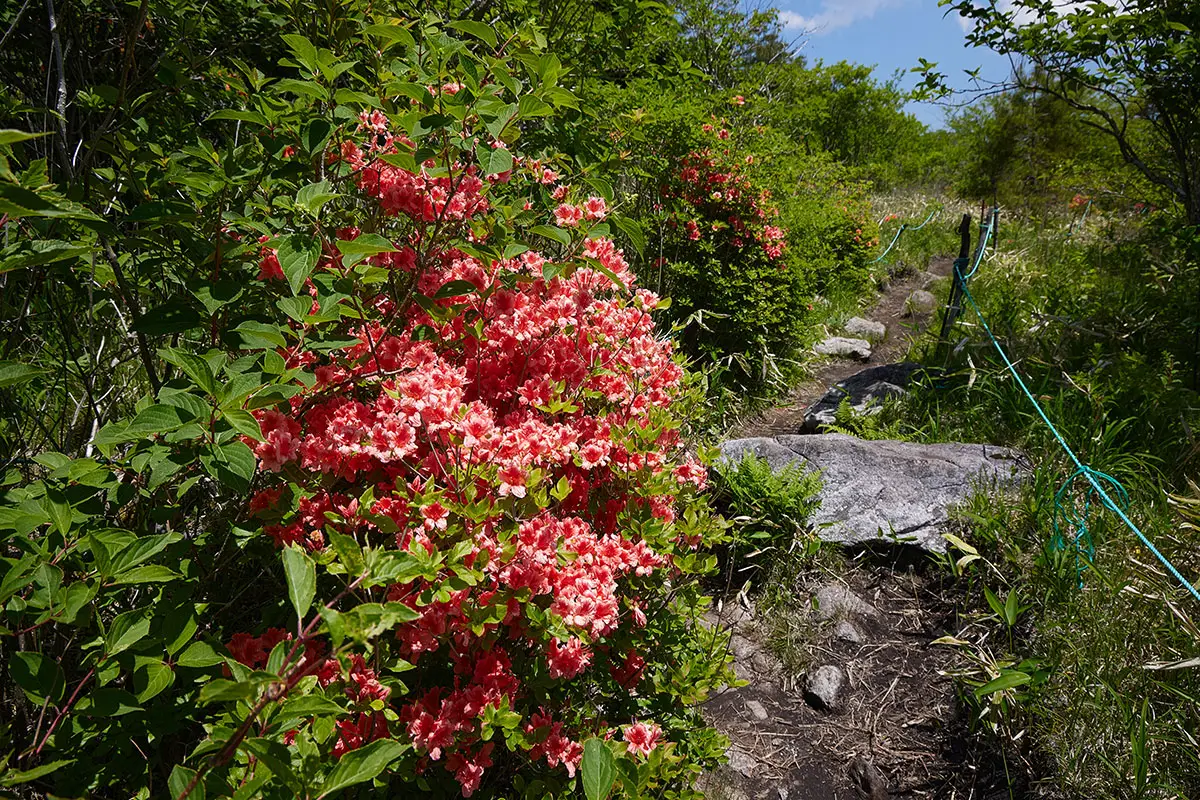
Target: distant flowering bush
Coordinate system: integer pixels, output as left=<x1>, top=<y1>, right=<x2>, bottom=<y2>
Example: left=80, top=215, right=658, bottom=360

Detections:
left=656, top=122, right=810, bottom=388
left=0, top=18, right=730, bottom=800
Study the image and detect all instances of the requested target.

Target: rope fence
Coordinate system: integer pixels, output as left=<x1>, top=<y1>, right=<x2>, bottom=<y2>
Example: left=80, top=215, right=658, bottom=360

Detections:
left=941, top=208, right=1200, bottom=603
left=869, top=206, right=940, bottom=264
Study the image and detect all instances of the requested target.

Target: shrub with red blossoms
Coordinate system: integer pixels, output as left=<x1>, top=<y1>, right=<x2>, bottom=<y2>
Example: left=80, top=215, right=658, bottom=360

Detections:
left=655, top=122, right=810, bottom=390
left=85, top=17, right=739, bottom=800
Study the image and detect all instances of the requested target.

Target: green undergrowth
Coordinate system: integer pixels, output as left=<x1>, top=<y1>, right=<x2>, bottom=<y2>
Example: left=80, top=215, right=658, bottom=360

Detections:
left=709, top=451, right=836, bottom=675
left=895, top=207, right=1200, bottom=798
left=709, top=451, right=824, bottom=593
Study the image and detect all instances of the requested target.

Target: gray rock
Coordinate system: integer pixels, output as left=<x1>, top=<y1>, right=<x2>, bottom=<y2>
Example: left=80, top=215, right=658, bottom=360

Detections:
left=696, top=770, right=753, bottom=800
left=921, top=272, right=945, bottom=290
left=727, top=747, right=758, bottom=778
left=814, top=336, right=872, bottom=361
left=849, top=756, right=889, bottom=800
left=803, top=363, right=923, bottom=432
left=814, top=585, right=880, bottom=622
left=805, top=665, right=846, bottom=711
left=745, top=699, right=770, bottom=721
left=718, top=434, right=1025, bottom=552
left=833, top=620, right=865, bottom=644
left=903, top=290, right=937, bottom=316
left=844, top=317, right=886, bottom=341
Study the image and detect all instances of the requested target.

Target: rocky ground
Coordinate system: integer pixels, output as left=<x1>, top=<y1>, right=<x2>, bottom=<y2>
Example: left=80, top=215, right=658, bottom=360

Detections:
left=703, top=259, right=1027, bottom=799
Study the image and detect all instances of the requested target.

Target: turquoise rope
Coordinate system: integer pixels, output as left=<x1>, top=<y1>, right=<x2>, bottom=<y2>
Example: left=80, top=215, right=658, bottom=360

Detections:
left=870, top=207, right=939, bottom=264
left=952, top=247, right=1200, bottom=603
left=1066, top=198, right=1092, bottom=238
left=909, top=207, right=940, bottom=231
left=870, top=223, right=907, bottom=264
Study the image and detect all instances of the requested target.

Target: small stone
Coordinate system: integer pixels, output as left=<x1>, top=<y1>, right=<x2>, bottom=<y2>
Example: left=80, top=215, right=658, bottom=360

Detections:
left=903, top=290, right=937, bottom=316
left=745, top=700, right=769, bottom=721
left=849, top=756, right=889, bottom=800
left=774, top=788, right=790, bottom=800
left=833, top=619, right=865, bottom=643
left=726, top=746, right=758, bottom=778
left=814, top=336, right=872, bottom=361
left=844, top=317, right=886, bottom=341
left=814, top=585, right=880, bottom=622
left=802, top=363, right=921, bottom=432
left=804, top=665, right=846, bottom=711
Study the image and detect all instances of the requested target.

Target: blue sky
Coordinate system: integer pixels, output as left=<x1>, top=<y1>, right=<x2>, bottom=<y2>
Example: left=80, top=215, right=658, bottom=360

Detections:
left=771, top=0, right=1015, bottom=128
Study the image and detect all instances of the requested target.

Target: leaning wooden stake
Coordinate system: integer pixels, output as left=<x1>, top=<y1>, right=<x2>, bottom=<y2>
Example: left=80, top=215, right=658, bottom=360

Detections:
left=936, top=213, right=973, bottom=363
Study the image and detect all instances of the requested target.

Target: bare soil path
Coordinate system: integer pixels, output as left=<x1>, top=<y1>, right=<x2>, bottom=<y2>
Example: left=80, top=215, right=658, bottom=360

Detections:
left=703, top=256, right=1023, bottom=799
left=731, top=256, right=953, bottom=439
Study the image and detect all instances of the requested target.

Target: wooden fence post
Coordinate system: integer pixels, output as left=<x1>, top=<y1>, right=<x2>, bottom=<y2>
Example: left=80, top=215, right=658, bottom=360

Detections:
left=936, top=214, right=973, bottom=363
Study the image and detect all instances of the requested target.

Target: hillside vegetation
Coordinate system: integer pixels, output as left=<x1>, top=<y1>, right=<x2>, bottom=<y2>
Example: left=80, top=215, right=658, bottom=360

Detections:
left=0, top=0, right=1197, bottom=798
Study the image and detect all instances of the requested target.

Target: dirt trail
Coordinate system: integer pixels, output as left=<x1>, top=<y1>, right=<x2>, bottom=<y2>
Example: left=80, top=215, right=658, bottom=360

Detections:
left=703, top=257, right=1020, bottom=799
left=732, top=256, right=953, bottom=439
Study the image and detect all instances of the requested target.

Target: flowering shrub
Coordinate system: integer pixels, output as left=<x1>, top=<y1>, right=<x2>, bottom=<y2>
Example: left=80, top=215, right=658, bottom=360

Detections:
left=585, top=84, right=878, bottom=396
left=0, top=17, right=730, bottom=799
left=656, top=122, right=810, bottom=388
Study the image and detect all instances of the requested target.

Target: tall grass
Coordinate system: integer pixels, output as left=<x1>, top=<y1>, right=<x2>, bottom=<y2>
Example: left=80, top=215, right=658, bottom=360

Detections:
left=900, top=207, right=1200, bottom=798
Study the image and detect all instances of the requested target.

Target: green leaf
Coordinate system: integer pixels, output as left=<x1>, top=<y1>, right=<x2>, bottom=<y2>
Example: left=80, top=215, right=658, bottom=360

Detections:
left=529, top=224, right=571, bottom=247
left=112, top=565, right=183, bottom=585
left=212, top=440, right=257, bottom=491
left=160, top=348, right=218, bottom=396
left=106, top=609, right=151, bottom=656
left=282, top=545, right=316, bottom=623
left=125, top=404, right=196, bottom=440
left=974, top=671, right=1032, bottom=698
left=198, top=678, right=256, bottom=704
left=0, top=360, right=47, bottom=388
left=337, top=234, right=400, bottom=268
left=282, top=33, right=319, bottom=72
left=42, top=486, right=73, bottom=535
left=10, top=651, right=66, bottom=703
left=169, top=764, right=206, bottom=800
left=0, top=239, right=90, bottom=273
left=207, top=109, right=271, bottom=126
left=280, top=693, right=345, bottom=719
left=85, top=688, right=142, bottom=716
left=363, top=24, right=415, bottom=49
left=448, top=20, right=497, bottom=47
left=433, top=280, right=479, bottom=299
left=302, top=119, right=333, bottom=154
left=277, top=234, right=321, bottom=295
left=296, top=180, right=340, bottom=217
left=177, top=640, right=225, bottom=668
left=317, top=739, right=408, bottom=797
left=983, top=584, right=1005, bottom=619
left=582, top=738, right=617, bottom=800
left=242, top=738, right=301, bottom=788
left=0, top=759, right=74, bottom=787
left=478, top=146, right=512, bottom=176
left=134, top=659, right=175, bottom=702
left=0, top=129, right=50, bottom=146
left=133, top=300, right=203, bottom=335
left=612, top=216, right=646, bottom=256
left=233, top=320, right=288, bottom=349
left=223, top=409, right=263, bottom=441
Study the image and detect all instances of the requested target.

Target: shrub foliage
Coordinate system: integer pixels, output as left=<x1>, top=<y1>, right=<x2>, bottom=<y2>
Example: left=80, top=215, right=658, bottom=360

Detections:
left=0, top=17, right=733, bottom=798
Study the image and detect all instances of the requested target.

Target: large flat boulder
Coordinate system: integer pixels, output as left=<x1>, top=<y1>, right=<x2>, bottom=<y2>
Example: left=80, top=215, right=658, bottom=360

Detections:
left=803, top=363, right=923, bottom=432
left=718, top=434, right=1024, bottom=551
left=814, top=336, right=872, bottom=360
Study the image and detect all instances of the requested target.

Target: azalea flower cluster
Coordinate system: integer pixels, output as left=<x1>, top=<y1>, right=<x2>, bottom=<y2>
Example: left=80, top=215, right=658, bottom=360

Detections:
left=229, top=117, right=704, bottom=797
left=665, top=123, right=788, bottom=264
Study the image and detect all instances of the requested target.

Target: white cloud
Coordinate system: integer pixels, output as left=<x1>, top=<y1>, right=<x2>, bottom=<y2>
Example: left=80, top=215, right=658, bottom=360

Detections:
left=976, top=0, right=1122, bottom=28
left=778, top=0, right=906, bottom=34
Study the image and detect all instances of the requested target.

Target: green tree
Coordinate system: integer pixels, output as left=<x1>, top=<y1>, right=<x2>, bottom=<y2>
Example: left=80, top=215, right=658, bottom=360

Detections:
left=942, top=0, right=1200, bottom=224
